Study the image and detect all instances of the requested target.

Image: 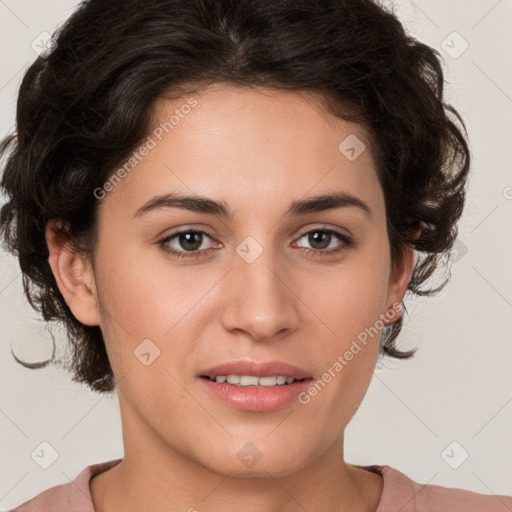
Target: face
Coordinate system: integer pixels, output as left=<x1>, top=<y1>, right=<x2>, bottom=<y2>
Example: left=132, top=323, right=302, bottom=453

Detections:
left=52, top=84, right=413, bottom=478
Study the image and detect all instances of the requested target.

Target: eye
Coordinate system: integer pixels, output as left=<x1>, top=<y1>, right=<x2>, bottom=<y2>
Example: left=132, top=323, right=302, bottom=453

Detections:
left=158, top=229, right=219, bottom=259
left=293, top=228, right=353, bottom=257
left=158, top=226, right=353, bottom=260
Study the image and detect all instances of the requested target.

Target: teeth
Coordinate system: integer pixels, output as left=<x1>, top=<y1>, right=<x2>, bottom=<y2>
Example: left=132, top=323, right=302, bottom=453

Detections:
left=258, top=376, right=277, bottom=386
left=212, top=375, right=297, bottom=386
left=240, top=375, right=259, bottom=386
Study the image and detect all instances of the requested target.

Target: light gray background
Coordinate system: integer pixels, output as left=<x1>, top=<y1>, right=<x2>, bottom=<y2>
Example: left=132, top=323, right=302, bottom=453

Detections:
left=1, top=0, right=511, bottom=509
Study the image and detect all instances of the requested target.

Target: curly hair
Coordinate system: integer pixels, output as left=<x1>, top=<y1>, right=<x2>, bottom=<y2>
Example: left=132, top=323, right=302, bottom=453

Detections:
left=0, top=0, right=470, bottom=394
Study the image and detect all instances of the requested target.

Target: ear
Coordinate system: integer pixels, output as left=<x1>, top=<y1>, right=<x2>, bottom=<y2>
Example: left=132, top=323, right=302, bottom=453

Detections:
left=382, top=227, right=421, bottom=326
left=45, top=220, right=101, bottom=326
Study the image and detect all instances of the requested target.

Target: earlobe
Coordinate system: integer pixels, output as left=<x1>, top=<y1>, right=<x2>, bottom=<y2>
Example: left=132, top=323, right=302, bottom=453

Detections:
left=45, top=220, right=101, bottom=326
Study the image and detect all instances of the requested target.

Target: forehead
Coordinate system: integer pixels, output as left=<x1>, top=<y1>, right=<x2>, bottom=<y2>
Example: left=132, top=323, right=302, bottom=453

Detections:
left=100, top=84, right=384, bottom=224
left=152, top=84, right=368, bottom=149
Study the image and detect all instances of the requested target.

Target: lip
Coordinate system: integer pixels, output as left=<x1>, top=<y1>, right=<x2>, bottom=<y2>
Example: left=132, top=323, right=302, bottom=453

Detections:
left=198, top=360, right=313, bottom=412
left=199, top=360, right=312, bottom=380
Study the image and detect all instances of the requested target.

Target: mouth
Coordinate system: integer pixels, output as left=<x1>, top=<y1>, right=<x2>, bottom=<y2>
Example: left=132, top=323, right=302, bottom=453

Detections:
left=199, top=359, right=312, bottom=382
left=198, top=360, right=313, bottom=412
left=201, top=374, right=306, bottom=386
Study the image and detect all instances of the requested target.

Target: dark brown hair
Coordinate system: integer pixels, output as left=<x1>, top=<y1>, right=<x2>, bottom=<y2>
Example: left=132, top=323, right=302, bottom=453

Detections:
left=0, top=0, right=470, bottom=393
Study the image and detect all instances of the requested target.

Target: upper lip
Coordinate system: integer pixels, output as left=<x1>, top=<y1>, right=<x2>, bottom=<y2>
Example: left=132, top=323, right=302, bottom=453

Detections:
left=200, top=360, right=312, bottom=380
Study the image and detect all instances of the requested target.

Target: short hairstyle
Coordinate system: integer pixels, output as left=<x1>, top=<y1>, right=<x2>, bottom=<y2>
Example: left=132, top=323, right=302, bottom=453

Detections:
left=0, top=0, right=470, bottom=393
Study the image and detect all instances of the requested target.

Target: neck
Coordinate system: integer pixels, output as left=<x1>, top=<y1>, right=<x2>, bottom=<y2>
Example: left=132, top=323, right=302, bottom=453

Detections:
left=90, top=400, right=383, bottom=512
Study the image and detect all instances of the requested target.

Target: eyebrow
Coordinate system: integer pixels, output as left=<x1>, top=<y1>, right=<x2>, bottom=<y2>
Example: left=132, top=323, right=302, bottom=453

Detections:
left=133, top=190, right=373, bottom=220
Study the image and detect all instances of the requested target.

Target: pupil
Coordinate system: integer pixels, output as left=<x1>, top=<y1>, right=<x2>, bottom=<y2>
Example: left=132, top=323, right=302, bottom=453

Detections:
left=309, top=231, right=330, bottom=249
left=180, top=232, right=202, bottom=251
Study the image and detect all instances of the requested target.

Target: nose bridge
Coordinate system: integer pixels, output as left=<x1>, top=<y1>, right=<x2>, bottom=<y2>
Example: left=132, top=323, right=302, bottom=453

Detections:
left=238, top=242, right=282, bottom=303
left=221, top=234, right=299, bottom=339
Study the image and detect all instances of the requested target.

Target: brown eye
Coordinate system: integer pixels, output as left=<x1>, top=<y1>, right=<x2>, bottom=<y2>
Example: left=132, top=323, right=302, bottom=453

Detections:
left=294, top=228, right=353, bottom=257
left=176, top=232, right=204, bottom=251
left=158, top=229, right=218, bottom=259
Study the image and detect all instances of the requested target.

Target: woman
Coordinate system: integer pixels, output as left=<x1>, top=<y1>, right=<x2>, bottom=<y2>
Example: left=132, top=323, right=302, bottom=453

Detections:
left=1, top=0, right=510, bottom=510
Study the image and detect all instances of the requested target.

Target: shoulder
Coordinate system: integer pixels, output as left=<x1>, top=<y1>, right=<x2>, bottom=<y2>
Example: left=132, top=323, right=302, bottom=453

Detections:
left=9, top=459, right=122, bottom=512
left=361, top=464, right=512, bottom=512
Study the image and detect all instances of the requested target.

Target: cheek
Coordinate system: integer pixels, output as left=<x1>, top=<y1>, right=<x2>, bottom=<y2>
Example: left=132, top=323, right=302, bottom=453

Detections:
left=294, top=252, right=390, bottom=419
left=93, top=241, right=216, bottom=378
left=95, top=235, right=185, bottom=328
left=92, top=243, right=163, bottom=367
left=307, top=255, right=390, bottom=346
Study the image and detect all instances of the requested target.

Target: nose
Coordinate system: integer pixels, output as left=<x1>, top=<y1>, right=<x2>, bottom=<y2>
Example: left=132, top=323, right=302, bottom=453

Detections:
left=220, top=244, right=300, bottom=342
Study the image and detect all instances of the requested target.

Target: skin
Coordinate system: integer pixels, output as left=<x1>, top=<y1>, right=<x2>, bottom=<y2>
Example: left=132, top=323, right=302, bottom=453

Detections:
left=46, top=84, right=416, bottom=512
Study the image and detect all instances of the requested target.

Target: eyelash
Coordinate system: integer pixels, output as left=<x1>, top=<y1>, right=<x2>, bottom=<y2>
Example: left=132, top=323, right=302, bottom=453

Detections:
left=158, top=227, right=353, bottom=260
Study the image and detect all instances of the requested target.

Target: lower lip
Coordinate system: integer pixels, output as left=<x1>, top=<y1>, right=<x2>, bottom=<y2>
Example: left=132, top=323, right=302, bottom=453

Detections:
left=199, top=377, right=313, bottom=412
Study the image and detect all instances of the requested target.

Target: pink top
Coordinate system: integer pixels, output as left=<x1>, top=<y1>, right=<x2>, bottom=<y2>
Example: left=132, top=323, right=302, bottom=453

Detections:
left=10, top=458, right=512, bottom=511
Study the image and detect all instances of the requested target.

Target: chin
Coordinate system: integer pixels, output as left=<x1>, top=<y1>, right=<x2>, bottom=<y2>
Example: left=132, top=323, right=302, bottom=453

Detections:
left=197, top=444, right=311, bottom=480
